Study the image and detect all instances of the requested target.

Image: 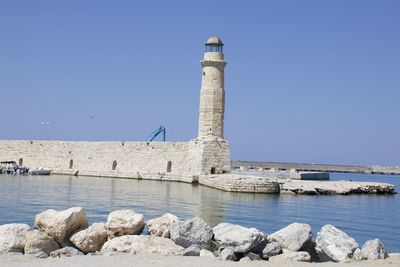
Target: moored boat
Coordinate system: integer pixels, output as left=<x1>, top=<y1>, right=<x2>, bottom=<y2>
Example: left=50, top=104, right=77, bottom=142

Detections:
left=28, top=167, right=52, bottom=175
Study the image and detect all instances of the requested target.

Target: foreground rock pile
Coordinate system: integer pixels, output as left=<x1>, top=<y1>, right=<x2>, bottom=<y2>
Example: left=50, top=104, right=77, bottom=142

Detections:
left=0, top=207, right=391, bottom=263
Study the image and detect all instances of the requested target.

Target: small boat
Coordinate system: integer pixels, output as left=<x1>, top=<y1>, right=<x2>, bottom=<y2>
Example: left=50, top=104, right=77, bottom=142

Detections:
left=29, top=167, right=52, bottom=176
left=0, top=161, right=29, bottom=175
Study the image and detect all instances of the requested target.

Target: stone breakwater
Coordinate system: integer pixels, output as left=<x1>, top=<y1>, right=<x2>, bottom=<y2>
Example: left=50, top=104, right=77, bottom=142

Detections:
left=281, top=180, right=396, bottom=195
left=0, top=207, right=395, bottom=263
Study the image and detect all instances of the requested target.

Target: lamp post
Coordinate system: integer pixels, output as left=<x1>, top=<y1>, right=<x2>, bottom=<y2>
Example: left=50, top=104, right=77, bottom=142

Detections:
left=40, top=121, right=50, bottom=139
left=89, top=115, right=94, bottom=140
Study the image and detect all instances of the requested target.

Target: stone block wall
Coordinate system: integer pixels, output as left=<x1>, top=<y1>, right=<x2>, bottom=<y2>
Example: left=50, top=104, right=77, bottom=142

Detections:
left=0, top=139, right=231, bottom=183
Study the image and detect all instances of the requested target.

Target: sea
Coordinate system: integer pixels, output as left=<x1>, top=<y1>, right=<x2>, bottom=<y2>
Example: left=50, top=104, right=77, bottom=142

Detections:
left=0, top=172, right=398, bottom=252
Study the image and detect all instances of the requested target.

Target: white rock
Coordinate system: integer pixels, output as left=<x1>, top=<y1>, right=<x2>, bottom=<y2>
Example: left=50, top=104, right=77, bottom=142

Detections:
left=269, top=251, right=311, bottom=262
left=50, top=246, right=84, bottom=257
left=268, top=223, right=312, bottom=251
left=261, top=240, right=282, bottom=259
left=220, top=247, right=237, bottom=261
left=315, top=224, right=358, bottom=262
left=352, top=248, right=363, bottom=261
left=361, top=239, right=388, bottom=260
left=212, top=223, right=266, bottom=253
left=0, top=224, right=30, bottom=254
left=170, top=217, right=213, bottom=249
left=183, top=244, right=200, bottom=256
left=199, top=249, right=214, bottom=257
left=101, top=235, right=184, bottom=256
left=146, top=213, right=178, bottom=238
left=24, top=230, right=59, bottom=258
left=34, top=207, right=88, bottom=246
left=106, top=210, right=144, bottom=238
left=70, top=222, right=108, bottom=253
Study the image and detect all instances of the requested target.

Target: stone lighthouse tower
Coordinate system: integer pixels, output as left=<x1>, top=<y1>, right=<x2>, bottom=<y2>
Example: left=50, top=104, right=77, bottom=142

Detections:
left=189, top=36, right=231, bottom=177
left=198, top=36, right=227, bottom=139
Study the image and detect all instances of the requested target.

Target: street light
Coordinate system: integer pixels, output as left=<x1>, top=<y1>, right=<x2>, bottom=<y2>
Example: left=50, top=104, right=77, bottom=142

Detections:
left=89, top=115, right=94, bottom=140
left=40, top=121, right=50, bottom=139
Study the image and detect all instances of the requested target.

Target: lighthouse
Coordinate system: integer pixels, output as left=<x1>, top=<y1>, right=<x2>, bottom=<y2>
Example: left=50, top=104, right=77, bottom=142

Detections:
left=189, top=36, right=231, bottom=177
left=198, top=36, right=227, bottom=139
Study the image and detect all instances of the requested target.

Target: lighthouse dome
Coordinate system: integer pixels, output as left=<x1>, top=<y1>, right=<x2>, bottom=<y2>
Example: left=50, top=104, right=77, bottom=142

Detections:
left=206, top=36, right=223, bottom=45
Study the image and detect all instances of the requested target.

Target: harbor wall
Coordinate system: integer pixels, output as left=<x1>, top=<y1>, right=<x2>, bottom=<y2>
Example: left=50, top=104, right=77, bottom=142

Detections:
left=0, top=139, right=231, bottom=182
left=231, top=160, right=400, bottom=175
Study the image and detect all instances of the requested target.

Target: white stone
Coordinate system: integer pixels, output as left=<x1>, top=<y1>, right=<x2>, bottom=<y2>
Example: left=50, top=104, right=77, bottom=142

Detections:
left=182, top=244, right=200, bottom=256
left=268, top=223, right=312, bottom=251
left=315, top=224, right=358, bottom=262
left=220, top=247, right=237, bottom=261
left=199, top=249, right=214, bottom=257
left=361, top=239, right=388, bottom=260
left=50, top=246, right=84, bottom=257
left=146, top=213, right=178, bottom=238
left=101, top=235, right=184, bottom=256
left=212, top=222, right=266, bottom=253
left=269, top=251, right=311, bottom=262
left=170, top=217, right=213, bottom=249
left=24, top=230, right=59, bottom=258
left=0, top=224, right=30, bottom=254
left=261, top=241, right=282, bottom=259
left=70, top=222, right=108, bottom=253
left=34, top=207, right=88, bottom=246
left=352, top=248, right=363, bottom=261
left=106, top=210, right=144, bottom=238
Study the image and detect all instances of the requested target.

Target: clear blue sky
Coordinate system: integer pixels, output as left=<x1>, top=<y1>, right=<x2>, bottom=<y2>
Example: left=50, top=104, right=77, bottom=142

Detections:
left=0, top=1, right=399, bottom=166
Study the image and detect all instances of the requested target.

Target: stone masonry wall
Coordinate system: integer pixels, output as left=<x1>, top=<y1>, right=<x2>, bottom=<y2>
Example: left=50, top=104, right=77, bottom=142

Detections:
left=0, top=139, right=231, bottom=183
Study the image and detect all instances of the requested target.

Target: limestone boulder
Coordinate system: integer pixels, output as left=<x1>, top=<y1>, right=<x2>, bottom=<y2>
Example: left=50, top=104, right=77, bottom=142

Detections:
left=146, top=213, right=178, bottom=238
left=212, top=222, right=266, bottom=254
left=70, top=222, right=108, bottom=253
left=0, top=223, right=30, bottom=254
left=170, top=217, right=213, bottom=249
left=220, top=247, right=237, bottom=261
left=199, top=249, right=215, bottom=257
left=50, top=246, right=84, bottom=258
left=269, top=251, right=311, bottom=262
left=34, top=207, right=88, bottom=246
left=261, top=240, right=282, bottom=259
left=106, top=210, right=144, bottom=238
left=268, top=223, right=312, bottom=251
left=24, top=230, right=59, bottom=258
left=101, top=235, right=184, bottom=256
left=361, top=239, right=388, bottom=260
left=352, top=248, right=363, bottom=261
left=315, top=224, right=358, bottom=262
left=182, top=244, right=200, bottom=256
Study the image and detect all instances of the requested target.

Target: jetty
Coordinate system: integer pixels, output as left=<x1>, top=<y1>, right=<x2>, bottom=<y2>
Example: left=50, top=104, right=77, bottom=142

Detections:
left=232, top=161, right=400, bottom=176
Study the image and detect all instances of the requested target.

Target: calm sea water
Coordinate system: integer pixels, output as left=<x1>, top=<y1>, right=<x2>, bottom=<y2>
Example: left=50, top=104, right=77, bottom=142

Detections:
left=0, top=173, right=398, bottom=252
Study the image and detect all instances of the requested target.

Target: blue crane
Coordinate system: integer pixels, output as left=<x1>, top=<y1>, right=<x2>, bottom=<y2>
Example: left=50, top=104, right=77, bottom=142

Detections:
left=148, top=126, right=166, bottom=142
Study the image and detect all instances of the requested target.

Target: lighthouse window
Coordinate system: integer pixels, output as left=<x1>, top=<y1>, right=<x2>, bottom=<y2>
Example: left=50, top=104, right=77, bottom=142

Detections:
left=205, top=45, right=223, bottom=53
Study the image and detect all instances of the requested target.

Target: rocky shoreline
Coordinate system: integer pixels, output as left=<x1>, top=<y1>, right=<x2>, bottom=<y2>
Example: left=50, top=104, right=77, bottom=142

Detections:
left=0, top=207, right=397, bottom=265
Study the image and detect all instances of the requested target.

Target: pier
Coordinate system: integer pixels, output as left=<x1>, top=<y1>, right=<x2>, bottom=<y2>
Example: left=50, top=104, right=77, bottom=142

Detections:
left=231, top=161, right=400, bottom=175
